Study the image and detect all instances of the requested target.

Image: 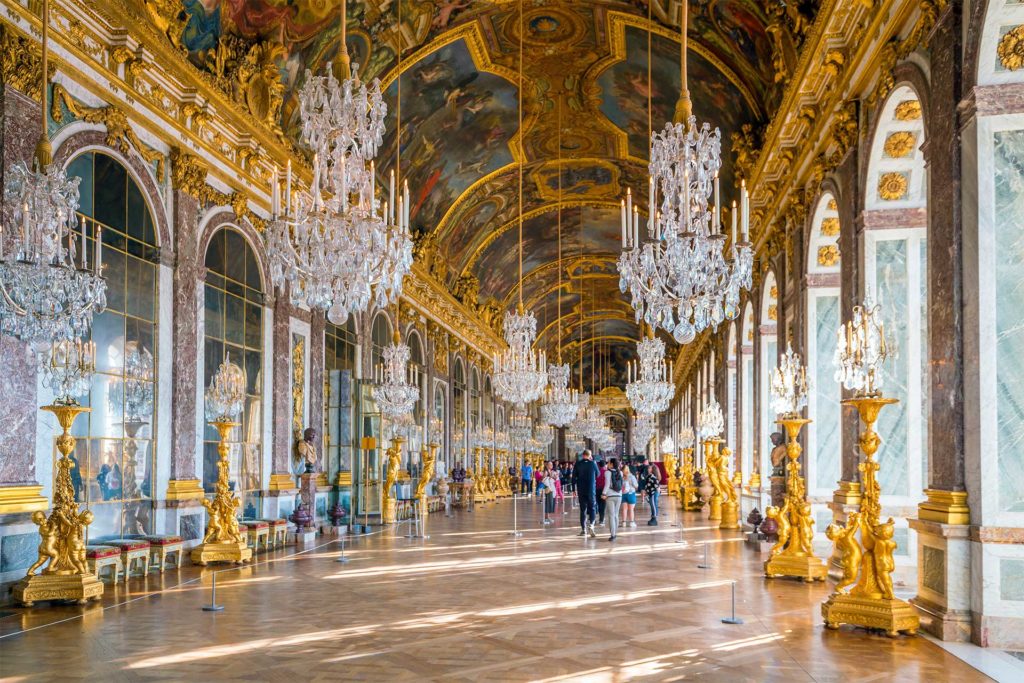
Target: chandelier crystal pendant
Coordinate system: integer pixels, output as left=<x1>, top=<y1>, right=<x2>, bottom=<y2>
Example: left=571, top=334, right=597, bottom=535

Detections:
left=770, top=342, right=809, bottom=417
left=698, top=397, right=725, bottom=441
left=534, top=423, right=555, bottom=448
left=631, top=413, right=656, bottom=454
left=679, top=425, right=695, bottom=451
left=0, top=0, right=106, bottom=348
left=372, top=329, right=420, bottom=419
left=541, top=363, right=579, bottom=427
left=625, top=331, right=675, bottom=416
left=42, top=339, right=95, bottom=405
left=834, top=296, right=892, bottom=397
left=205, top=356, right=247, bottom=422
left=509, top=411, right=534, bottom=451
left=266, top=0, right=411, bottom=325
left=616, top=0, right=752, bottom=344
left=494, top=5, right=548, bottom=408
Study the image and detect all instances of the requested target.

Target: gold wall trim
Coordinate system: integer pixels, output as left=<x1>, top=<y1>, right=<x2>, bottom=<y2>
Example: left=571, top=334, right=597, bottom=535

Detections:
left=0, top=485, right=49, bottom=514
left=919, top=489, right=970, bottom=526
left=165, top=479, right=204, bottom=501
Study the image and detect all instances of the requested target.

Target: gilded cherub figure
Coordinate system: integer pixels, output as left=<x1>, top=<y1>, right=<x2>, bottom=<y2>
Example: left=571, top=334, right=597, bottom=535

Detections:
left=872, top=518, right=897, bottom=599
left=25, top=511, right=60, bottom=577
left=766, top=505, right=790, bottom=556
left=826, top=512, right=862, bottom=594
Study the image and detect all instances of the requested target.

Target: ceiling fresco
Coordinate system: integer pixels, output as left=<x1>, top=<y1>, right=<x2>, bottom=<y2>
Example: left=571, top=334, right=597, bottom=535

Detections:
left=156, top=0, right=796, bottom=388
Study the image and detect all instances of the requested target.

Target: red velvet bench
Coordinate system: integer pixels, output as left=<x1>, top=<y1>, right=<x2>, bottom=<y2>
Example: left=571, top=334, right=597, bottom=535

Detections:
left=103, top=538, right=151, bottom=581
left=240, top=520, right=270, bottom=551
left=256, top=519, right=288, bottom=548
left=86, top=544, right=123, bottom=583
left=142, top=534, right=184, bottom=572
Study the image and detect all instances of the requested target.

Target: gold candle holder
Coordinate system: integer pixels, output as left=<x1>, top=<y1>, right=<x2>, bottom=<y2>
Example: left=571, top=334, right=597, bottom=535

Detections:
left=680, top=447, right=703, bottom=511
left=821, top=396, right=919, bottom=636
left=764, top=417, right=827, bottom=582
left=14, top=404, right=104, bottom=607
left=191, top=420, right=253, bottom=566
left=381, top=436, right=404, bottom=524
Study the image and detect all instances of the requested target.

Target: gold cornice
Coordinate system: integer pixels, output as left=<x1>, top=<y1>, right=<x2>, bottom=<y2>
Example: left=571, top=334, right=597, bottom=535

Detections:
left=0, top=485, right=48, bottom=513
left=402, top=264, right=503, bottom=359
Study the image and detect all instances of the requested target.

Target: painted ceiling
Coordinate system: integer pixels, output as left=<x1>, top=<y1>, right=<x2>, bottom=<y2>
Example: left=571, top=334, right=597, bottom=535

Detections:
left=170, top=0, right=794, bottom=389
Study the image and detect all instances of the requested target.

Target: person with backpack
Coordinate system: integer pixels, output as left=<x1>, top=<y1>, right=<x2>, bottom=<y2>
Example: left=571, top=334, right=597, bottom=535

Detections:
left=542, top=464, right=557, bottom=524
left=573, top=450, right=599, bottom=537
left=620, top=461, right=638, bottom=528
left=601, top=458, right=624, bottom=541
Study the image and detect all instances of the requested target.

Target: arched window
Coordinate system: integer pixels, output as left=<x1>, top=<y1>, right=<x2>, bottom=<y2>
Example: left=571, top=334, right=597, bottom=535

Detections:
left=759, top=272, right=779, bottom=483
left=203, top=226, right=264, bottom=514
left=864, top=86, right=928, bottom=505
left=805, top=194, right=843, bottom=496
left=65, top=151, right=159, bottom=539
left=370, top=312, right=392, bottom=371
left=453, top=358, right=466, bottom=449
left=408, top=331, right=425, bottom=438
left=325, top=317, right=358, bottom=475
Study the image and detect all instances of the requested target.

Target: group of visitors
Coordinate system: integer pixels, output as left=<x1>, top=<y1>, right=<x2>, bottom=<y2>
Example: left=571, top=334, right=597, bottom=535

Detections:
left=572, top=450, right=662, bottom=541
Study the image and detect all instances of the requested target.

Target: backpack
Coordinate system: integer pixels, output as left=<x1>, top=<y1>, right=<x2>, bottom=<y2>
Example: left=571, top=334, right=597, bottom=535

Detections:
left=611, top=469, right=623, bottom=493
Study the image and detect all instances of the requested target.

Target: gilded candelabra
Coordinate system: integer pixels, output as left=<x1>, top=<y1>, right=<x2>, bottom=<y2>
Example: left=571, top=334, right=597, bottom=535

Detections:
left=663, top=450, right=678, bottom=497
left=381, top=437, right=404, bottom=524
left=14, top=404, right=104, bottom=606
left=708, top=440, right=739, bottom=529
left=703, top=439, right=723, bottom=520
left=191, top=420, right=253, bottom=565
left=764, top=417, right=827, bottom=582
left=821, top=397, right=917, bottom=635
left=415, top=443, right=437, bottom=522
left=680, top=447, right=702, bottom=511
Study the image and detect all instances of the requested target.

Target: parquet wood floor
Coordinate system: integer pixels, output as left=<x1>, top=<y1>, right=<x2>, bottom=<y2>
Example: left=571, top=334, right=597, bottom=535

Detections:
left=0, top=497, right=993, bottom=681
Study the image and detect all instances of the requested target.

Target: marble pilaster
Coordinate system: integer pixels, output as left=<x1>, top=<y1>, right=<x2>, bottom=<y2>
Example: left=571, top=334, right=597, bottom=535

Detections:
left=309, top=311, right=326, bottom=473
left=0, top=86, right=43, bottom=503
left=268, top=293, right=296, bottom=494
left=167, top=187, right=203, bottom=500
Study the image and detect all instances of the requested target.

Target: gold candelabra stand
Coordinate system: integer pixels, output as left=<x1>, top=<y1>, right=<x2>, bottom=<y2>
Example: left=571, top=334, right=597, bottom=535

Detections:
left=415, top=443, right=437, bottom=523
left=680, top=447, right=703, bottom=511
left=664, top=451, right=678, bottom=497
left=471, top=446, right=483, bottom=498
left=15, top=404, right=104, bottom=606
left=704, top=439, right=739, bottom=529
left=764, top=417, right=827, bottom=582
left=703, top=439, right=723, bottom=521
left=381, top=436, right=404, bottom=524
left=191, top=420, right=252, bottom=565
left=821, top=396, right=919, bottom=636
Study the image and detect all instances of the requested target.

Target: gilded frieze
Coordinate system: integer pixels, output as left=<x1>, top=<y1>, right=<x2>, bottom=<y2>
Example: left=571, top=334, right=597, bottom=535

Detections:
left=883, top=131, right=916, bottom=158
left=894, top=100, right=922, bottom=121
left=877, top=172, right=909, bottom=201
left=817, top=244, right=839, bottom=267
left=0, top=24, right=55, bottom=102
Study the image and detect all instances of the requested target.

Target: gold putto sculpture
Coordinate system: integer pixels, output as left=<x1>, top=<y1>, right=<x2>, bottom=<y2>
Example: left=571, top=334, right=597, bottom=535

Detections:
left=764, top=417, right=828, bottom=582
left=381, top=438, right=404, bottom=524
left=14, top=404, right=104, bottom=606
left=191, top=419, right=253, bottom=565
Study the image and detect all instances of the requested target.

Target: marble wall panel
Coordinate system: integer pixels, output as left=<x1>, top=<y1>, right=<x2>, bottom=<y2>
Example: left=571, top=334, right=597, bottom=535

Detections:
left=813, top=295, right=842, bottom=491
left=0, top=532, right=35, bottom=573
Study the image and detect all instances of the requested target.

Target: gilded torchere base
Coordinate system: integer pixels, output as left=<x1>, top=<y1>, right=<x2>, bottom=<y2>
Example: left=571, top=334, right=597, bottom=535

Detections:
left=13, top=572, right=104, bottom=606
left=719, top=500, right=740, bottom=529
left=708, top=494, right=722, bottom=521
left=382, top=497, right=397, bottom=525
left=682, top=484, right=703, bottom=511
left=190, top=540, right=252, bottom=566
left=822, top=593, right=920, bottom=637
left=765, top=553, right=828, bottom=582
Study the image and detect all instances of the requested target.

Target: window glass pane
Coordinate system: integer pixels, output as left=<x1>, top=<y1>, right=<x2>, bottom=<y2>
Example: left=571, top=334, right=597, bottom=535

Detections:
left=994, top=130, right=1024, bottom=512
left=875, top=238, right=910, bottom=496
left=103, top=246, right=127, bottom=313
left=126, top=179, right=146, bottom=242
left=126, top=256, right=156, bottom=320
left=68, top=154, right=93, bottom=217
left=245, top=302, right=262, bottom=348
left=813, top=295, right=842, bottom=491
left=93, top=153, right=126, bottom=232
left=225, top=294, right=245, bottom=346
left=225, top=230, right=245, bottom=283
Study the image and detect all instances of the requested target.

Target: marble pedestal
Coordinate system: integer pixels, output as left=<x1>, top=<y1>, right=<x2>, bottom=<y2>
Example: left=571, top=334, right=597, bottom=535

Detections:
left=908, top=517, right=972, bottom=642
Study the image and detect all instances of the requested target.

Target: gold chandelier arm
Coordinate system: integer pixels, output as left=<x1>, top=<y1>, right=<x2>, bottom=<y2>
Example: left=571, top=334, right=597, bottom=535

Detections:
left=556, top=97, right=562, bottom=364
left=673, top=0, right=692, bottom=125
left=517, top=0, right=524, bottom=309
left=338, top=0, right=351, bottom=81
left=36, top=0, right=52, bottom=167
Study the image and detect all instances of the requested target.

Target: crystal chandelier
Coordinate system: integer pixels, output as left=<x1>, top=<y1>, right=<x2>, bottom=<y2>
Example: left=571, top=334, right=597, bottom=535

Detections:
left=661, top=435, right=675, bottom=455
left=541, top=363, right=579, bottom=427
left=1, top=0, right=106, bottom=348
left=494, top=4, right=548, bottom=408
left=372, top=329, right=420, bottom=419
left=834, top=297, right=891, bottom=397
left=770, top=342, right=809, bottom=417
left=534, top=423, right=554, bottom=448
left=205, top=356, right=246, bottom=422
left=632, top=413, right=655, bottom=454
left=428, top=417, right=444, bottom=445
left=494, top=306, right=548, bottom=408
left=42, top=339, right=95, bottom=405
left=267, top=1, right=411, bottom=325
left=625, top=332, right=675, bottom=415
left=679, top=425, right=695, bottom=450
left=698, top=397, right=724, bottom=441
left=119, top=341, right=154, bottom=421
left=509, top=411, right=534, bottom=451
left=617, top=0, right=752, bottom=344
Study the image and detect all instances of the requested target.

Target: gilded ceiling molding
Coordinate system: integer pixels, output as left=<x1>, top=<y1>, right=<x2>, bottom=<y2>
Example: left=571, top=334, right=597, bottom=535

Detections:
left=50, top=83, right=166, bottom=182
left=0, top=24, right=55, bottom=101
left=170, top=147, right=265, bottom=232
left=867, top=0, right=948, bottom=107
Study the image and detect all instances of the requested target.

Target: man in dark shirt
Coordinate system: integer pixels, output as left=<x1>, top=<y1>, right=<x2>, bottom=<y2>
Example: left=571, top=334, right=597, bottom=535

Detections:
left=573, top=450, right=599, bottom=538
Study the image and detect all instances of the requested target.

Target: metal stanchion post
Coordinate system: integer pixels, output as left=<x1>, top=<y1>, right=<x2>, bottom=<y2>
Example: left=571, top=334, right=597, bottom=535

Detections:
left=697, top=542, right=711, bottom=569
left=202, top=572, right=225, bottom=612
left=721, top=581, right=744, bottom=624
left=336, top=532, right=350, bottom=563
left=510, top=488, right=522, bottom=537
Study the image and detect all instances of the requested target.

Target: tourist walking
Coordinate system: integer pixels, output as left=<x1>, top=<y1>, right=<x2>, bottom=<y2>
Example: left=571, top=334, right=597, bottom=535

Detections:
left=602, top=458, right=624, bottom=541
left=595, top=460, right=607, bottom=526
left=521, top=461, right=533, bottom=495
left=644, top=463, right=661, bottom=525
left=573, top=450, right=599, bottom=537
left=551, top=462, right=564, bottom=502
left=542, top=465, right=557, bottom=524
left=620, top=461, right=638, bottom=527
